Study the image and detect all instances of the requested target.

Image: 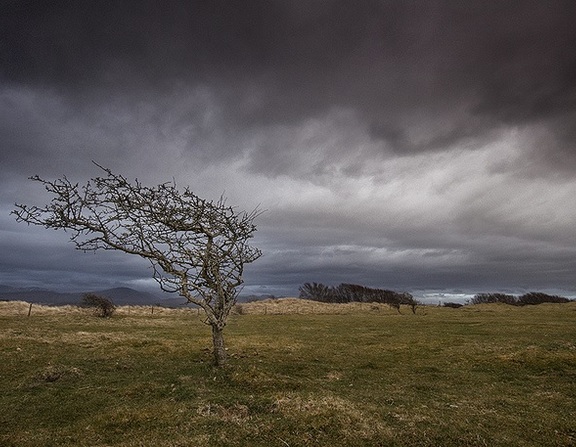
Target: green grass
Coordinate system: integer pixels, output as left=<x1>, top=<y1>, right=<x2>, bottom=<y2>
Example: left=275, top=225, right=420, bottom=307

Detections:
left=1, top=301, right=576, bottom=446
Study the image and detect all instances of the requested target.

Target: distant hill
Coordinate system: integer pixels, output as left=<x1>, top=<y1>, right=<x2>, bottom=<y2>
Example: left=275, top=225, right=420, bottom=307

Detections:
left=0, top=289, right=81, bottom=305
left=0, top=286, right=176, bottom=307
left=0, top=285, right=280, bottom=307
left=90, top=287, right=163, bottom=306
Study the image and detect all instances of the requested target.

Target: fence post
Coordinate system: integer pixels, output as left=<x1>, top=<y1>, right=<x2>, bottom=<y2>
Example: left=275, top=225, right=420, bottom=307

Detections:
left=27, top=303, right=33, bottom=317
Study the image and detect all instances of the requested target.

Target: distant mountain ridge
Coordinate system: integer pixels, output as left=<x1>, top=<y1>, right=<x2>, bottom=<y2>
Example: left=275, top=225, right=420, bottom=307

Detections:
left=0, top=285, right=274, bottom=307
left=0, top=286, right=177, bottom=306
left=0, top=285, right=17, bottom=294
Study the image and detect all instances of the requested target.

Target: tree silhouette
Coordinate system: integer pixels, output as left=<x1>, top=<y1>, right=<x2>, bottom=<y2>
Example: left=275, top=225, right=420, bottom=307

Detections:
left=13, top=164, right=262, bottom=366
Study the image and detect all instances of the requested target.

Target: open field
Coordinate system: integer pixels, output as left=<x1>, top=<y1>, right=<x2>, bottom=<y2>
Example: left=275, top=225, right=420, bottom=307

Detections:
left=1, top=299, right=575, bottom=446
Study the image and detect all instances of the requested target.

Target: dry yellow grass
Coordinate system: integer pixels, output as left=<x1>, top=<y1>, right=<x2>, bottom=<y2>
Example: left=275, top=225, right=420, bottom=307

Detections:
left=271, top=391, right=390, bottom=438
left=0, top=300, right=204, bottom=317
left=234, top=297, right=401, bottom=315
left=0, top=297, right=404, bottom=318
left=0, top=300, right=86, bottom=316
left=1, top=299, right=576, bottom=446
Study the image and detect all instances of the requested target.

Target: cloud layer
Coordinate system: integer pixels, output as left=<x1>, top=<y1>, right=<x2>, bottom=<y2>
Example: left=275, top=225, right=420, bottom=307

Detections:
left=2, top=1, right=576, bottom=298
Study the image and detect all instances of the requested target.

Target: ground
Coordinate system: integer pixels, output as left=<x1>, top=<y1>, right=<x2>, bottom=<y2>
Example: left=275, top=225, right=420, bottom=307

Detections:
left=1, top=300, right=575, bottom=446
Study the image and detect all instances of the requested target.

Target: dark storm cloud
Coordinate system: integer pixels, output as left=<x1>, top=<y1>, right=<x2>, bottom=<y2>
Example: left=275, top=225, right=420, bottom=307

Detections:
left=1, top=0, right=272, bottom=86
left=3, top=0, right=576, bottom=165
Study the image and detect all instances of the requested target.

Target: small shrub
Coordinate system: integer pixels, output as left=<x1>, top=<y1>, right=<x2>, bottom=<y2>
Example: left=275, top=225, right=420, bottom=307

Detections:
left=81, top=293, right=116, bottom=318
left=443, top=302, right=463, bottom=308
left=233, top=304, right=245, bottom=315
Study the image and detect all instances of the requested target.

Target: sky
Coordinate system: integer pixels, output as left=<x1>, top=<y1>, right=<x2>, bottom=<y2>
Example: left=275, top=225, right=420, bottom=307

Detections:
left=1, top=0, right=576, bottom=301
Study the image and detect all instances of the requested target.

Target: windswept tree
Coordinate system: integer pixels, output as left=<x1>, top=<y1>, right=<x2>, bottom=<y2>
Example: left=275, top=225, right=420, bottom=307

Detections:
left=12, top=164, right=262, bottom=366
left=471, top=293, right=517, bottom=305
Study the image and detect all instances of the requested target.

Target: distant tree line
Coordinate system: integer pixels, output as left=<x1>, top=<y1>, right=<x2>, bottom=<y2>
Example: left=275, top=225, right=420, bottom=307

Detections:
left=298, top=282, right=418, bottom=313
left=470, top=292, right=571, bottom=306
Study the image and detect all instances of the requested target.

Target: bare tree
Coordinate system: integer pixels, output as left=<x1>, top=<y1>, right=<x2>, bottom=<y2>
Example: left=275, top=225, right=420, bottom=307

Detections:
left=399, top=293, right=419, bottom=314
left=12, top=164, right=262, bottom=366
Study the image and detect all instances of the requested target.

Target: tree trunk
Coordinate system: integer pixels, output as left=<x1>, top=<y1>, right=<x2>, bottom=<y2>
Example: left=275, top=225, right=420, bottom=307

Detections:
left=211, top=324, right=227, bottom=367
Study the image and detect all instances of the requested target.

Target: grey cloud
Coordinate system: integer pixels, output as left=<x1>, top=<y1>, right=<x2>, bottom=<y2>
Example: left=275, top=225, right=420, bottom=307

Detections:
left=2, top=1, right=576, bottom=297
left=0, top=209, right=153, bottom=291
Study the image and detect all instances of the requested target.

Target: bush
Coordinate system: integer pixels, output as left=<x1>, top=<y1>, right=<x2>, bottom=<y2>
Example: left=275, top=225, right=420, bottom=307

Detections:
left=443, top=302, right=463, bottom=308
left=232, top=303, right=245, bottom=315
left=81, top=293, right=116, bottom=318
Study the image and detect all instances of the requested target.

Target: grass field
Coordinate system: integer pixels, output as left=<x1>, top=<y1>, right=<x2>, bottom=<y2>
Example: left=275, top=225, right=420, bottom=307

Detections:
left=1, top=299, right=575, bottom=446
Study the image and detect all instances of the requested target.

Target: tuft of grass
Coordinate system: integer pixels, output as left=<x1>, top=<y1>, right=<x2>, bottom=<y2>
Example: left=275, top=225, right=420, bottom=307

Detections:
left=1, top=300, right=575, bottom=446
